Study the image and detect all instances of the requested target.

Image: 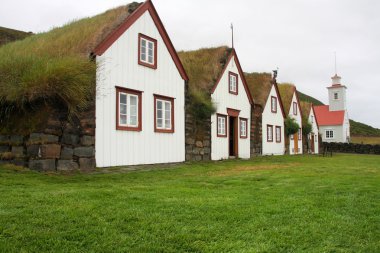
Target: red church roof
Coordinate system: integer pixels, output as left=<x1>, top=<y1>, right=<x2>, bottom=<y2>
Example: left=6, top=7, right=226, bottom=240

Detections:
left=314, top=105, right=345, bottom=126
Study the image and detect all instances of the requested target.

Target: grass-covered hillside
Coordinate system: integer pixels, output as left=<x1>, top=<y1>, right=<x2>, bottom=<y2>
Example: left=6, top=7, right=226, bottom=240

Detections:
left=0, top=27, right=32, bottom=46
left=0, top=154, right=379, bottom=252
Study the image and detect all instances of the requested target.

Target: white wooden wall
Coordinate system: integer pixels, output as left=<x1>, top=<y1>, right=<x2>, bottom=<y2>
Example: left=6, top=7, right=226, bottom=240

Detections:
left=262, top=85, right=285, bottom=155
left=211, top=56, right=251, bottom=160
left=96, top=11, right=185, bottom=167
left=288, top=93, right=303, bottom=155
left=309, top=109, right=319, bottom=154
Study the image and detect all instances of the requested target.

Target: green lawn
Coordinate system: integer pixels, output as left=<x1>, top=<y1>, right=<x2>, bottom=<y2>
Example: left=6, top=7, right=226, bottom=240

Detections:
left=0, top=154, right=379, bottom=252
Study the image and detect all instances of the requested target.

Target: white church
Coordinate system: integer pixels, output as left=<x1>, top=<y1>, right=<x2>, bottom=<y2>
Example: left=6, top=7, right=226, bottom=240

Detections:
left=314, top=74, right=350, bottom=143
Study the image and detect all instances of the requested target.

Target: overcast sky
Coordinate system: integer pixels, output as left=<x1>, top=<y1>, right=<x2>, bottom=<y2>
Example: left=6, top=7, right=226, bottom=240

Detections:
left=1, top=0, right=380, bottom=128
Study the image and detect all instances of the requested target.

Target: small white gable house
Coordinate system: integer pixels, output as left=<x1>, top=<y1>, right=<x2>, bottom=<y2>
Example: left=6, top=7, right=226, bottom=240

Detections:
left=301, top=102, right=319, bottom=154
left=94, top=0, right=189, bottom=167
left=279, top=85, right=303, bottom=155
left=245, top=73, right=285, bottom=155
left=314, top=74, right=350, bottom=143
left=210, top=49, right=253, bottom=160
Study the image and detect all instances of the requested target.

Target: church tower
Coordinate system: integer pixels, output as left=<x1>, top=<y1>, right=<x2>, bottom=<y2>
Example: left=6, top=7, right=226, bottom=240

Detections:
left=327, top=74, right=347, bottom=111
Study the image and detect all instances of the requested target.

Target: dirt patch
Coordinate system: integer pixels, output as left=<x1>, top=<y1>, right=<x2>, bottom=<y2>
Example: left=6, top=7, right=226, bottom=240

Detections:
left=209, top=163, right=301, bottom=177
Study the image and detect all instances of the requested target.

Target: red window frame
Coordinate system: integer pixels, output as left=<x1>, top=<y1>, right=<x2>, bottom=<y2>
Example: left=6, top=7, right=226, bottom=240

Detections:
left=116, top=86, right=142, bottom=132
left=276, top=126, right=282, bottom=143
left=228, top=72, right=238, bottom=95
left=293, top=102, right=298, bottom=115
left=154, top=94, right=175, bottom=133
left=267, top=125, right=273, bottom=142
left=271, top=96, right=277, bottom=113
left=217, top=114, right=228, bottom=137
left=240, top=118, right=248, bottom=139
left=138, top=33, right=157, bottom=69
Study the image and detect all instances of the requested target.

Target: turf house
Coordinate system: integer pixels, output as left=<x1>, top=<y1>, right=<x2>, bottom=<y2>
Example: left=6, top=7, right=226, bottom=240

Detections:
left=278, top=84, right=303, bottom=155
left=300, top=102, right=319, bottom=154
left=179, top=47, right=254, bottom=161
left=0, top=0, right=189, bottom=170
left=245, top=72, right=286, bottom=155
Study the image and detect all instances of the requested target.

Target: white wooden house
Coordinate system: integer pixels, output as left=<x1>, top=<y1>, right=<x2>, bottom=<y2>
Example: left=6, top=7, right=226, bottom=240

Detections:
left=179, top=47, right=254, bottom=161
left=94, top=0, right=188, bottom=167
left=314, top=74, right=350, bottom=143
left=245, top=73, right=285, bottom=155
left=210, top=50, right=253, bottom=160
left=279, top=85, right=303, bottom=155
left=301, top=102, right=319, bottom=154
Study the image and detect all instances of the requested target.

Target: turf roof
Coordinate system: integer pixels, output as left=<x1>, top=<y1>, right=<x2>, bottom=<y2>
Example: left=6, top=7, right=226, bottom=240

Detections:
left=0, top=2, right=142, bottom=133
left=178, top=46, right=233, bottom=96
left=244, top=72, right=272, bottom=108
left=278, top=83, right=297, bottom=115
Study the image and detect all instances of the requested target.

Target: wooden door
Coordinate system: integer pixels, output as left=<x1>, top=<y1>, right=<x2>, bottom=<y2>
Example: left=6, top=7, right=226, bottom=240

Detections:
left=294, top=133, right=298, bottom=154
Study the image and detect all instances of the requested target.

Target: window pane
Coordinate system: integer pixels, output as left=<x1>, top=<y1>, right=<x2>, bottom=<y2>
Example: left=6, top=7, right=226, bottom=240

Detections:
left=130, top=116, right=137, bottom=126
left=141, top=52, right=146, bottom=61
left=120, top=93, right=127, bottom=104
left=120, top=115, right=127, bottom=125
left=120, top=104, right=127, bottom=115
left=148, top=41, right=153, bottom=50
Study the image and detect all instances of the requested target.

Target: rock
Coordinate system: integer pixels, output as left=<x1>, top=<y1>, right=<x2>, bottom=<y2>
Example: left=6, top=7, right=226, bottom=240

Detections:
left=40, top=144, right=61, bottom=159
left=79, top=158, right=96, bottom=171
left=62, top=134, right=79, bottom=146
left=192, top=148, right=200, bottom=155
left=0, top=135, right=9, bottom=145
left=200, top=150, right=205, bottom=155
left=194, top=155, right=202, bottom=161
left=81, top=127, right=95, bottom=136
left=203, top=140, right=210, bottom=147
left=10, top=135, right=23, bottom=146
left=11, top=146, right=24, bottom=158
left=27, top=145, right=40, bottom=157
left=195, top=141, right=203, bottom=148
left=29, top=133, right=59, bottom=145
left=186, top=138, right=195, bottom=145
left=185, top=154, right=192, bottom=161
left=0, top=152, right=14, bottom=160
left=60, top=147, right=74, bottom=160
left=202, top=155, right=210, bottom=161
left=57, top=160, right=79, bottom=171
left=11, top=159, right=26, bottom=167
left=204, top=147, right=211, bottom=154
left=44, top=128, right=62, bottom=136
left=29, top=159, right=56, bottom=171
left=74, top=147, right=95, bottom=158
left=81, top=136, right=95, bottom=146
left=0, top=145, right=10, bottom=153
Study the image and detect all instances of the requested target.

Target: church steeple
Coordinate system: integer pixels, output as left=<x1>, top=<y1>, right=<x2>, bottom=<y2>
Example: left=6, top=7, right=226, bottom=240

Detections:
left=327, top=73, right=347, bottom=111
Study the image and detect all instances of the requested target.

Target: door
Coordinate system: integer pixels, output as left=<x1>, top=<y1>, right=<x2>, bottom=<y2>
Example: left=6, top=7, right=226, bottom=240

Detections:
left=311, top=134, right=315, bottom=153
left=294, top=132, right=298, bottom=154
left=229, top=116, right=238, bottom=157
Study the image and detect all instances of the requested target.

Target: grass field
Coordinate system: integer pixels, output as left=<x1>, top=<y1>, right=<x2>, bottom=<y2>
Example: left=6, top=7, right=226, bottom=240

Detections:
left=0, top=154, right=379, bottom=252
left=351, top=136, right=380, bottom=145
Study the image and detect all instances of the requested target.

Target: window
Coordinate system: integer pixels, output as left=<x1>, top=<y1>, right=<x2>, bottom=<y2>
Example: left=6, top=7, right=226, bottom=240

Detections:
left=271, top=96, right=277, bottom=113
left=334, top=92, right=339, bottom=100
left=217, top=114, right=227, bottom=137
left=276, top=126, right=281, bottom=143
left=293, top=102, right=298, bottom=115
left=311, top=115, right=314, bottom=124
left=116, top=87, right=142, bottom=131
left=138, top=33, right=157, bottom=69
left=267, top=125, right=273, bottom=142
left=154, top=95, right=174, bottom=133
left=229, top=72, right=238, bottom=94
left=298, top=128, right=302, bottom=140
left=240, top=118, right=248, bottom=138
left=326, top=130, right=334, bottom=139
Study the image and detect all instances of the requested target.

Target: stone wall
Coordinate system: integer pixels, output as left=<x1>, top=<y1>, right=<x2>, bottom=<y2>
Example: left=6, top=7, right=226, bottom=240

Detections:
left=251, top=104, right=262, bottom=157
left=0, top=106, right=96, bottom=171
left=322, top=142, right=380, bottom=155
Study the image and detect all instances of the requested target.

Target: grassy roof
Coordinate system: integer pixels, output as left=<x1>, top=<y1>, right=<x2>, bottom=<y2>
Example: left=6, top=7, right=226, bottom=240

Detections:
left=244, top=72, right=272, bottom=108
left=0, top=2, right=141, bottom=133
left=278, top=83, right=297, bottom=114
left=0, top=26, right=32, bottom=46
left=300, top=101, right=312, bottom=125
left=178, top=46, right=232, bottom=96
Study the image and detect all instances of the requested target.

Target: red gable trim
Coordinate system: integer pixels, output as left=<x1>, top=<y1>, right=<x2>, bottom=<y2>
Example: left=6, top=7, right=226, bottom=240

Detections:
left=93, top=0, right=188, bottom=81
left=210, top=49, right=254, bottom=105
